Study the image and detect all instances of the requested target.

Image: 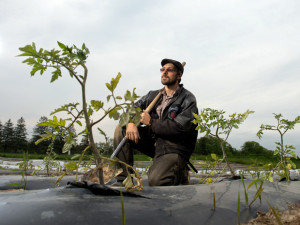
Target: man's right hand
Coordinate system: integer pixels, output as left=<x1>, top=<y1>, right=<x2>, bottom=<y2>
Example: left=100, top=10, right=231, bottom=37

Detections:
left=126, top=123, right=140, bottom=144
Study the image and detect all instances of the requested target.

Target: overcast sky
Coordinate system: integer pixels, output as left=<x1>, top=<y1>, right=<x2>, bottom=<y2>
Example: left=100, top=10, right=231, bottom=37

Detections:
left=1, top=0, right=299, bottom=155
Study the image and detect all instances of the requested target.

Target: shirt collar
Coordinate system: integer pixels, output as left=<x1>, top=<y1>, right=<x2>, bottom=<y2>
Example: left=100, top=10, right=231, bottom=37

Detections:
left=162, top=85, right=180, bottom=97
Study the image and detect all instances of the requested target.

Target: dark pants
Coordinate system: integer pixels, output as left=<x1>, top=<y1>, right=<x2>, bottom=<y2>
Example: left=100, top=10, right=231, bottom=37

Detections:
left=113, top=125, right=189, bottom=186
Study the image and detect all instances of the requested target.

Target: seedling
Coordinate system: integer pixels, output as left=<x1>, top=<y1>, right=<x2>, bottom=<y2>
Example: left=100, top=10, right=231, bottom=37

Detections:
left=193, top=108, right=254, bottom=176
left=257, top=113, right=300, bottom=181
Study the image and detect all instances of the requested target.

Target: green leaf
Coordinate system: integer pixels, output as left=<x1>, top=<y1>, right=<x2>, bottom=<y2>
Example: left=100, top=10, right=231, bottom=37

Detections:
left=124, top=90, right=133, bottom=101
left=76, top=120, right=82, bottom=126
left=97, top=128, right=107, bottom=138
left=132, top=114, right=142, bottom=127
left=64, top=162, right=78, bottom=171
left=106, top=83, right=112, bottom=92
left=110, top=73, right=121, bottom=92
left=247, top=178, right=263, bottom=191
left=211, top=154, right=218, bottom=161
left=90, top=100, right=104, bottom=111
left=57, top=41, right=66, bottom=49
left=62, top=143, right=73, bottom=153
left=51, top=68, right=62, bottom=83
left=35, top=131, right=55, bottom=145
left=119, top=113, right=130, bottom=127
left=107, top=95, right=112, bottom=102
left=108, top=109, right=119, bottom=120
left=88, top=107, right=94, bottom=116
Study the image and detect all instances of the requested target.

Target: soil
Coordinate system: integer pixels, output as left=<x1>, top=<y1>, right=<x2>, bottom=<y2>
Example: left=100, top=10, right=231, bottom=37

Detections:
left=244, top=204, right=300, bottom=225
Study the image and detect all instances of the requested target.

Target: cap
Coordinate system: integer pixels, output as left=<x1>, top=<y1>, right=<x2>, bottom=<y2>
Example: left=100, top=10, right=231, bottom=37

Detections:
left=161, top=58, right=184, bottom=74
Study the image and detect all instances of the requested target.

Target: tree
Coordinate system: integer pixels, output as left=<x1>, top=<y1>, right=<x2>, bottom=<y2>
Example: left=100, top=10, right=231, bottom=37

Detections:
left=240, top=141, right=273, bottom=157
left=193, top=108, right=254, bottom=176
left=13, top=117, right=28, bottom=153
left=257, top=113, right=300, bottom=180
left=97, top=138, right=114, bottom=155
left=2, top=119, right=15, bottom=153
left=19, top=42, right=141, bottom=185
left=0, top=121, right=3, bottom=152
left=194, top=135, right=235, bottom=156
left=30, top=116, right=53, bottom=154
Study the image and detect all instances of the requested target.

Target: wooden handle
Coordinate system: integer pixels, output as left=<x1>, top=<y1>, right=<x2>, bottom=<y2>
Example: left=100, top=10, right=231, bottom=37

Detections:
left=145, top=91, right=162, bottom=112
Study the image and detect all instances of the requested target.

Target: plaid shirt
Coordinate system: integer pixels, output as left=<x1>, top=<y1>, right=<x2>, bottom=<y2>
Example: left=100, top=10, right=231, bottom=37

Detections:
left=156, top=86, right=180, bottom=119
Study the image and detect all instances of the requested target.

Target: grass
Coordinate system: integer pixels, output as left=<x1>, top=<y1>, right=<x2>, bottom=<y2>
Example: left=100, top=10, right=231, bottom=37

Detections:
left=1, top=152, right=300, bottom=168
left=0, top=152, right=74, bottom=160
left=190, top=154, right=300, bottom=168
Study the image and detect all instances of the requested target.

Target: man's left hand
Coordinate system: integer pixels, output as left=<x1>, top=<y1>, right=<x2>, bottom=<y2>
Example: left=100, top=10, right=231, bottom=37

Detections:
left=140, top=110, right=151, bottom=126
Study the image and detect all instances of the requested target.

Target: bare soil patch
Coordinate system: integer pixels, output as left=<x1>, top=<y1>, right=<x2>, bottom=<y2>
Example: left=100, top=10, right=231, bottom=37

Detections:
left=244, top=204, right=300, bottom=225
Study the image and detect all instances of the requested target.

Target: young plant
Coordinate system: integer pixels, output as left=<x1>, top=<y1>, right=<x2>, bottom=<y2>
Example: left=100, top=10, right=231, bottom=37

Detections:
left=18, top=42, right=141, bottom=185
left=15, top=151, right=35, bottom=190
left=16, top=151, right=35, bottom=175
left=257, top=113, right=300, bottom=181
left=197, top=153, right=226, bottom=184
left=193, top=108, right=254, bottom=176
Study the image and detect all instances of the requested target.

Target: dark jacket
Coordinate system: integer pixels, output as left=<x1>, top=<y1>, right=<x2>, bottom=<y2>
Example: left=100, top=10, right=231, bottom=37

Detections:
left=135, top=84, right=198, bottom=159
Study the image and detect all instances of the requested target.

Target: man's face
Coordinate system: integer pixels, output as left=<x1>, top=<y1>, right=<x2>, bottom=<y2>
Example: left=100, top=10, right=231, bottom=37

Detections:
left=160, top=63, right=181, bottom=86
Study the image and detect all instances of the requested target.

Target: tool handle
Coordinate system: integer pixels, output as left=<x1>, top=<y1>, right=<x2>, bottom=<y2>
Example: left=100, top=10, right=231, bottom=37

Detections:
left=110, top=136, right=127, bottom=159
left=145, top=91, right=162, bottom=113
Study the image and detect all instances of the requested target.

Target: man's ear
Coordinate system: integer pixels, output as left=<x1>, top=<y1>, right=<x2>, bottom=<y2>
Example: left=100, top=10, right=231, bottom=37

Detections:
left=177, top=72, right=182, bottom=80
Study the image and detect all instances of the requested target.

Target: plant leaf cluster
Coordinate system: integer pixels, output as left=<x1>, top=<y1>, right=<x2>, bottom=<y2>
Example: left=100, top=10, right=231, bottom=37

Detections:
left=257, top=113, right=299, bottom=180
left=18, top=41, right=143, bottom=185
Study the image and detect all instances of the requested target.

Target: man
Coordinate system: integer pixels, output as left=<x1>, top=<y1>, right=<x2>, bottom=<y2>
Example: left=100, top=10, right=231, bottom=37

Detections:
left=113, top=58, right=198, bottom=186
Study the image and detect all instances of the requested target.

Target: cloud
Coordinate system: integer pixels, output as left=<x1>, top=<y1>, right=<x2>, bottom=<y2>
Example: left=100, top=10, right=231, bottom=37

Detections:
left=0, top=0, right=299, bottom=155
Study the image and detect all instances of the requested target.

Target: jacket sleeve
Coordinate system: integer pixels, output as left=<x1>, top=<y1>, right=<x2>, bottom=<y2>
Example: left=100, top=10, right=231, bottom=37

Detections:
left=150, top=93, right=198, bottom=139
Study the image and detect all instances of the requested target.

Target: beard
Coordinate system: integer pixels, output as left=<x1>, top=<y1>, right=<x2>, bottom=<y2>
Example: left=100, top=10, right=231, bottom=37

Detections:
left=161, top=75, right=178, bottom=86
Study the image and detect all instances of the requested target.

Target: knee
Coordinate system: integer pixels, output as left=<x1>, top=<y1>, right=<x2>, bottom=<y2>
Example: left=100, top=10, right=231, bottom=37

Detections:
left=148, top=174, right=161, bottom=186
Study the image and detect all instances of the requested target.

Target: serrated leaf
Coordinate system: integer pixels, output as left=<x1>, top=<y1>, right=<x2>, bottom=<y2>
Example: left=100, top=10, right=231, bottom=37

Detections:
left=109, top=109, right=119, bottom=120
left=51, top=68, right=61, bottom=83
left=110, top=73, right=121, bottom=92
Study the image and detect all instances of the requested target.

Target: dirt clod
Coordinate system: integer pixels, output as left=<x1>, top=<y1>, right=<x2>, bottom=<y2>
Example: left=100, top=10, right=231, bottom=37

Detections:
left=244, top=204, right=300, bottom=225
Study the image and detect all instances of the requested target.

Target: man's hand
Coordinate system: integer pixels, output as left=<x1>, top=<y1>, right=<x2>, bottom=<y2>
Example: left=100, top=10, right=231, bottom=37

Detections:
left=140, top=110, right=151, bottom=126
left=126, top=123, right=140, bottom=144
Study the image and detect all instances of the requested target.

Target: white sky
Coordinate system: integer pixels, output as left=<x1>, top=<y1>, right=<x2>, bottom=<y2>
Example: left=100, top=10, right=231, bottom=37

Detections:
left=0, top=0, right=299, bottom=155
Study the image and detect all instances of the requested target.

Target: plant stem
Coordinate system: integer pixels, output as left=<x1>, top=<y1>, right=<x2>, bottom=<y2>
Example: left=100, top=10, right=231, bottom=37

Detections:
left=81, top=63, right=104, bottom=184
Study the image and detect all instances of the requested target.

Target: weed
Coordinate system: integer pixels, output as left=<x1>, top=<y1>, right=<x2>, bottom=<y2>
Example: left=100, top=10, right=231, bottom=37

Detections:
left=267, top=201, right=283, bottom=225
left=237, top=190, right=241, bottom=225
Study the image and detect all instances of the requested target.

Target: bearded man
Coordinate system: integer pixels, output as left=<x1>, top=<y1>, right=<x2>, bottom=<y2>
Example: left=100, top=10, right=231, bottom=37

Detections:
left=113, top=58, right=198, bottom=186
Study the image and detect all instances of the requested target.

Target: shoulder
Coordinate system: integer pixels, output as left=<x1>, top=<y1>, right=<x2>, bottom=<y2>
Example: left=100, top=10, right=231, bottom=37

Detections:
left=181, top=86, right=197, bottom=103
left=144, top=89, right=161, bottom=100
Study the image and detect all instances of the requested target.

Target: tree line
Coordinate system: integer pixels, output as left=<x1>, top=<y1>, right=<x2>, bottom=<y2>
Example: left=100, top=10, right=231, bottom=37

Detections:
left=0, top=116, right=113, bottom=155
left=193, top=135, right=275, bottom=157
left=0, top=116, right=275, bottom=158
